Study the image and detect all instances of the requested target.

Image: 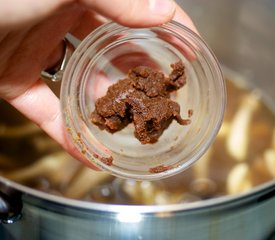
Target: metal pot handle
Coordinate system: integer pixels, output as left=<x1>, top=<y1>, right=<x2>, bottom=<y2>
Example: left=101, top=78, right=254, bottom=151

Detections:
left=0, top=184, right=22, bottom=224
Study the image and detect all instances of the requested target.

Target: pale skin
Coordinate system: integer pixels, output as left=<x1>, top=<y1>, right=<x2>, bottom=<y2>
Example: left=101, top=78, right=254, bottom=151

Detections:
left=0, top=0, right=197, bottom=169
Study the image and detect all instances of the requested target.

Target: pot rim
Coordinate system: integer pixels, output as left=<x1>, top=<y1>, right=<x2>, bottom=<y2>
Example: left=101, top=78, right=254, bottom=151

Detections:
left=1, top=175, right=275, bottom=213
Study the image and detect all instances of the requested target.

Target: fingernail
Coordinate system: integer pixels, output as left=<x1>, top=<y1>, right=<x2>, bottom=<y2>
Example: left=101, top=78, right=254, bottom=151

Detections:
left=149, top=0, right=176, bottom=16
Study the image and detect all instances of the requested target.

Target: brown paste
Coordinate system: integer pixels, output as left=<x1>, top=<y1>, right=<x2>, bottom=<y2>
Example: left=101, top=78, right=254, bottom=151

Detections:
left=91, top=61, right=191, bottom=144
left=149, top=165, right=173, bottom=173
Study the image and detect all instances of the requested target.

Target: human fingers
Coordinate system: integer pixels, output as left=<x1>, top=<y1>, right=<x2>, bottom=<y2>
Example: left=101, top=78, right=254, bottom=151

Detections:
left=0, top=3, right=84, bottom=100
left=71, top=3, right=198, bottom=43
left=69, top=10, right=109, bottom=40
left=79, top=0, right=176, bottom=27
left=0, top=0, right=74, bottom=30
left=173, top=3, right=199, bottom=34
left=7, top=79, right=99, bottom=170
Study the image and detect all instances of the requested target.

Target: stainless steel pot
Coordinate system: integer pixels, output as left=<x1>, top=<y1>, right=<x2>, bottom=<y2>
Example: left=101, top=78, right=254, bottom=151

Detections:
left=1, top=0, right=275, bottom=239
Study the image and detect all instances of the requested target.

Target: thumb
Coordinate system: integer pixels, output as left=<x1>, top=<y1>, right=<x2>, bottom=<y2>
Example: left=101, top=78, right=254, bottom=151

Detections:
left=80, top=0, right=176, bottom=27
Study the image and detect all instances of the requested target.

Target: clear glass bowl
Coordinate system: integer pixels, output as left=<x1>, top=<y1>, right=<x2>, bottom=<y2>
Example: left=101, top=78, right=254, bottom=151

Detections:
left=60, top=21, right=226, bottom=180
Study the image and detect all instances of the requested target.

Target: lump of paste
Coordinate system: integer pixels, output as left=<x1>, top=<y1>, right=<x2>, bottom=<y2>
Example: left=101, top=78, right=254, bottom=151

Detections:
left=90, top=61, right=191, bottom=144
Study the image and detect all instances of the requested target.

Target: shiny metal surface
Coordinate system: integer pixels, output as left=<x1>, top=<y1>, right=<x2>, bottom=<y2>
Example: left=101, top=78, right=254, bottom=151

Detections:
left=0, top=177, right=275, bottom=239
left=1, top=0, right=275, bottom=239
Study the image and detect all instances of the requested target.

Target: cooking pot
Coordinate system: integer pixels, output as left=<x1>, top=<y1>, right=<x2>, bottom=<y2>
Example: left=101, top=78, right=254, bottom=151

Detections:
left=1, top=0, right=275, bottom=239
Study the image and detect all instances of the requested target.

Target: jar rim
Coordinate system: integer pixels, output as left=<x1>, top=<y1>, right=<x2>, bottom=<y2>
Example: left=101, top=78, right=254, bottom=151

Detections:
left=61, top=21, right=226, bottom=180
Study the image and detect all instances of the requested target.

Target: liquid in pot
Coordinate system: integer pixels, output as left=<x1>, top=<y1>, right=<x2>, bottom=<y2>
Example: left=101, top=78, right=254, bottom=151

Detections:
left=0, top=74, right=274, bottom=205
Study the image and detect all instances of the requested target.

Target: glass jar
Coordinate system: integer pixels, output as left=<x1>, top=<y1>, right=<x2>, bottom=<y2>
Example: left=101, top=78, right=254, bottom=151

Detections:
left=60, top=21, right=226, bottom=180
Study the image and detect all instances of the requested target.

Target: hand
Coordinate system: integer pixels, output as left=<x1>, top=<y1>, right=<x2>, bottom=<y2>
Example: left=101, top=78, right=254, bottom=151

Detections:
left=0, top=0, right=198, bottom=168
